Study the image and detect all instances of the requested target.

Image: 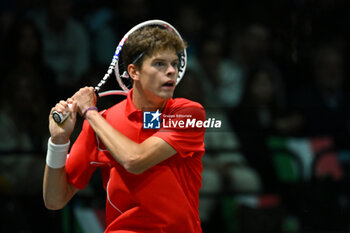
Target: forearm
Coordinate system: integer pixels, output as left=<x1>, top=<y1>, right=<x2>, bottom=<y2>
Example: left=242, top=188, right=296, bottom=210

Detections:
left=84, top=110, right=143, bottom=172
left=43, top=166, right=77, bottom=210
left=84, top=109, right=176, bottom=174
left=43, top=138, right=77, bottom=210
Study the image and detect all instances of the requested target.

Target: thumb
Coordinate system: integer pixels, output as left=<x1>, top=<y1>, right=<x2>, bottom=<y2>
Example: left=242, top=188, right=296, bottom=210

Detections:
left=69, top=101, right=78, bottom=121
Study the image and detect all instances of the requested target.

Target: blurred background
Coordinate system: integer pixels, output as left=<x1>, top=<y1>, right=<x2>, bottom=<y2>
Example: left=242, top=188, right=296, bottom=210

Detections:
left=1, top=0, right=350, bottom=232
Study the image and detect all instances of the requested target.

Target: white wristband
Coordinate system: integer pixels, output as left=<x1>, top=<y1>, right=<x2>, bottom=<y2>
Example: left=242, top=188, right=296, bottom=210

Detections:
left=46, top=137, right=70, bottom=169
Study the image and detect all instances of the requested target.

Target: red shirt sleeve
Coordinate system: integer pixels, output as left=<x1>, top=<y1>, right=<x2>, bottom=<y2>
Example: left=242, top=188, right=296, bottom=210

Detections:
left=153, top=99, right=206, bottom=158
left=65, top=120, right=99, bottom=190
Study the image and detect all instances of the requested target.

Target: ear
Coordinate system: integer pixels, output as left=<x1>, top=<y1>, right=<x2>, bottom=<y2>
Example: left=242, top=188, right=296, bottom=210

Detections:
left=127, top=64, right=140, bottom=81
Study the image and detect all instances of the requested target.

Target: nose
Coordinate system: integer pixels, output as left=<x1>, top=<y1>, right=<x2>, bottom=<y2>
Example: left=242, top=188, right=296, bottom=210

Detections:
left=166, top=63, right=177, bottom=77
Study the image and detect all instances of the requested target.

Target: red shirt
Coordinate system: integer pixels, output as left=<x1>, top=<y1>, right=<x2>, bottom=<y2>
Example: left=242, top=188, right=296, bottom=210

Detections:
left=66, top=90, right=206, bottom=233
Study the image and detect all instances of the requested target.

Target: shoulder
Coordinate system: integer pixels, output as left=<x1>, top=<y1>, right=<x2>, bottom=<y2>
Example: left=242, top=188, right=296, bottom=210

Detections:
left=166, top=98, right=205, bottom=121
left=170, top=98, right=204, bottom=109
left=100, top=99, right=127, bottom=118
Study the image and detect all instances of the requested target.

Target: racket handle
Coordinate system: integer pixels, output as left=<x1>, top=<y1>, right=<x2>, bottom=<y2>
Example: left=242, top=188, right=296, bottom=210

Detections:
left=52, top=104, right=72, bottom=124
left=94, top=88, right=100, bottom=98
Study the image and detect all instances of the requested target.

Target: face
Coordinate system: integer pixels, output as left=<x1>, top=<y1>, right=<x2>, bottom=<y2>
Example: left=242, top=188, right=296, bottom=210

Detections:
left=135, top=48, right=179, bottom=100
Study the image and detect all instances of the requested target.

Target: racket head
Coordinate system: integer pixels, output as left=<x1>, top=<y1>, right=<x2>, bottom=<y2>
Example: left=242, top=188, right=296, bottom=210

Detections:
left=114, top=19, right=187, bottom=92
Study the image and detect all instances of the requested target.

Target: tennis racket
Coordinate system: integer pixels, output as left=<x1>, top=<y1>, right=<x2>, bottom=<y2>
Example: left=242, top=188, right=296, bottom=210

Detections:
left=52, top=19, right=187, bottom=124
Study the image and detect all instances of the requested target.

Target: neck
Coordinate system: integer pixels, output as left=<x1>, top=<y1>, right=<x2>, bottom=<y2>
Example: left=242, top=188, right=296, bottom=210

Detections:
left=132, top=86, right=168, bottom=112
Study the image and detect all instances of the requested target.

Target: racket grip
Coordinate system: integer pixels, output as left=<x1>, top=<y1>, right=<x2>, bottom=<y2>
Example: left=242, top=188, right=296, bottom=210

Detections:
left=94, top=88, right=100, bottom=98
left=52, top=104, right=72, bottom=124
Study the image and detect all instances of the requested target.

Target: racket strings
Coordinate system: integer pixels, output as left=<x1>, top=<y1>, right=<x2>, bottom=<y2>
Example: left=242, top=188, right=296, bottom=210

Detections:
left=96, top=20, right=187, bottom=97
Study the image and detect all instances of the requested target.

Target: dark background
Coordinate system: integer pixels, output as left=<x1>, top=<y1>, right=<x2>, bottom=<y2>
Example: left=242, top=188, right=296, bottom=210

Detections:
left=1, top=0, right=350, bottom=232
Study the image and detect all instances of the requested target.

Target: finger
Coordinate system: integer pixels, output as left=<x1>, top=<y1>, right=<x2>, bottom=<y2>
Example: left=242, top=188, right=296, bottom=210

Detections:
left=59, top=100, right=68, bottom=108
left=69, top=101, right=78, bottom=120
left=50, top=107, right=56, bottom=116
left=55, top=100, right=71, bottom=115
left=71, top=88, right=83, bottom=100
left=80, top=86, right=88, bottom=92
left=61, top=100, right=71, bottom=114
left=55, top=103, right=67, bottom=115
left=65, top=98, right=73, bottom=110
left=88, top=87, right=98, bottom=103
left=67, top=100, right=77, bottom=112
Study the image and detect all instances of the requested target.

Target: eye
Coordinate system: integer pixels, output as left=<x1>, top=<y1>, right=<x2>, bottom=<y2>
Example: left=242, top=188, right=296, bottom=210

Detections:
left=154, top=61, right=165, bottom=67
left=172, top=61, right=179, bottom=68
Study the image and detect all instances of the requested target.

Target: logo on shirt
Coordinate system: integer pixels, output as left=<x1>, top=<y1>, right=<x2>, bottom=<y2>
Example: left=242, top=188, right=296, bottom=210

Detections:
left=143, top=110, right=161, bottom=129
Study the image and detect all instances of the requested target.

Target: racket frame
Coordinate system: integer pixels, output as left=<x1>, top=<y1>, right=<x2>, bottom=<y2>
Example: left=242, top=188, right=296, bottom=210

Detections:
left=96, top=19, right=187, bottom=96
left=53, top=19, right=187, bottom=124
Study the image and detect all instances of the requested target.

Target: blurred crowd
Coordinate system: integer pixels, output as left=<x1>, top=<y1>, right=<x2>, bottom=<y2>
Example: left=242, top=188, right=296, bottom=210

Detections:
left=1, top=0, right=350, bottom=232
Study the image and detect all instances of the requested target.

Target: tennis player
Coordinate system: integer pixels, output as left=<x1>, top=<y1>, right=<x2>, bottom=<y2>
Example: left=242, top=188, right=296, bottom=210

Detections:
left=43, top=25, right=206, bottom=233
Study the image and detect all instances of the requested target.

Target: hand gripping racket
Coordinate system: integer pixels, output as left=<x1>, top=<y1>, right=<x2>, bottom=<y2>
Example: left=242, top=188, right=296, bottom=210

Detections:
left=53, top=19, right=187, bottom=124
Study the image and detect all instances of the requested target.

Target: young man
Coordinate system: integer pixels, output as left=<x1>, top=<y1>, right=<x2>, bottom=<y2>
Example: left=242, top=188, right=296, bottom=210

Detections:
left=43, top=25, right=206, bottom=232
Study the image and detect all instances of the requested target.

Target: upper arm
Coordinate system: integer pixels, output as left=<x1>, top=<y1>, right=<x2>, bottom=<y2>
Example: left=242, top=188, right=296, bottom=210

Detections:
left=125, top=136, right=177, bottom=174
left=128, top=102, right=206, bottom=174
left=152, top=101, right=206, bottom=159
left=65, top=120, right=99, bottom=190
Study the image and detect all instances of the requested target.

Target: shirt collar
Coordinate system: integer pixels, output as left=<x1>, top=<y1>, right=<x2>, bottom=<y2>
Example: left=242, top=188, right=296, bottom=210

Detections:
left=124, top=88, right=140, bottom=118
left=124, top=88, right=173, bottom=118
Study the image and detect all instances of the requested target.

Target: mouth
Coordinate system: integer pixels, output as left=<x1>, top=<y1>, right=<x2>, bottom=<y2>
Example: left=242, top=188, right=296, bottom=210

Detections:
left=162, top=80, right=176, bottom=88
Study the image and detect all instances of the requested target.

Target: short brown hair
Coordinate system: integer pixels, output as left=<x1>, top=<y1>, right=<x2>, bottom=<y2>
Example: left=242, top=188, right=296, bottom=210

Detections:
left=122, top=26, right=186, bottom=69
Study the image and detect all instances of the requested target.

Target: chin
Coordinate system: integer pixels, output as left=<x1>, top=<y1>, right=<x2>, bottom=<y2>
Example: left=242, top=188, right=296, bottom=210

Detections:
left=156, top=89, right=174, bottom=100
left=158, top=93, right=173, bottom=100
